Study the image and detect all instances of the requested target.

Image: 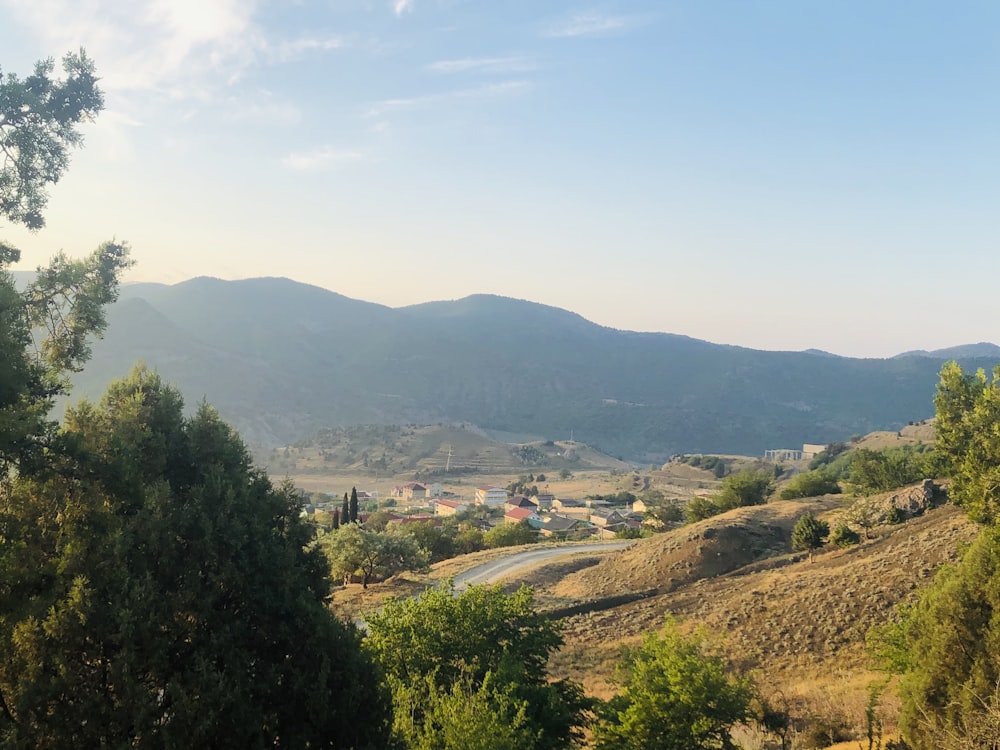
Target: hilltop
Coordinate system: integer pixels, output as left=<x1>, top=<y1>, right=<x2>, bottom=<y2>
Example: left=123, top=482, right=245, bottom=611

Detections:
left=62, top=276, right=1000, bottom=461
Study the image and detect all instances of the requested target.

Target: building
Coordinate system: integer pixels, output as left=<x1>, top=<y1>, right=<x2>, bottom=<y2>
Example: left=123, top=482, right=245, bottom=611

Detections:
left=589, top=508, right=626, bottom=528
left=504, top=507, right=542, bottom=526
left=435, top=499, right=468, bottom=517
left=475, top=486, right=509, bottom=507
left=505, top=495, right=539, bottom=513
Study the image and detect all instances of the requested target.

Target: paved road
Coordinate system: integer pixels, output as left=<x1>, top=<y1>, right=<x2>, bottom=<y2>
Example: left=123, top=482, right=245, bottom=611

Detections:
left=453, top=540, right=633, bottom=591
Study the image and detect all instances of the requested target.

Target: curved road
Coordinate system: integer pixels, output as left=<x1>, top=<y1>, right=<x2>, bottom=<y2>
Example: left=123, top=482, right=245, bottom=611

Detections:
left=453, top=540, right=633, bottom=591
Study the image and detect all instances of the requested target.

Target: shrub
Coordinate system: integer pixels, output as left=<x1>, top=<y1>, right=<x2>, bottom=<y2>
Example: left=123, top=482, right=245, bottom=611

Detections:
left=830, top=523, right=861, bottom=548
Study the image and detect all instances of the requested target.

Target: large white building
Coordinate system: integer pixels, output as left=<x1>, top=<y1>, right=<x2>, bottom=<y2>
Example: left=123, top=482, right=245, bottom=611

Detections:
left=475, top=486, right=509, bottom=507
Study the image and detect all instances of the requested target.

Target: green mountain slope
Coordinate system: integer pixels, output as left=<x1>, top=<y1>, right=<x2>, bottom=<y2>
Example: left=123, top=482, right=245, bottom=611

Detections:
left=66, top=277, right=995, bottom=460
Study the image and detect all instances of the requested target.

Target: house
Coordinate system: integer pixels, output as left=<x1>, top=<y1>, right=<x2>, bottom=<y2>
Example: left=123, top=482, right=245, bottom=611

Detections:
left=539, top=514, right=596, bottom=540
left=505, top=495, right=538, bottom=513
left=504, top=507, right=542, bottom=526
left=475, top=486, right=509, bottom=507
left=424, top=482, right=444, bottom=498
left=435, top=499, right=468, bottom=517
left=532, top=492, right=555, bottom=509
left=631, top=499, right=649, bottom=514
left=589, top=508, right=626, bottom=528
left=551, top=498, right=590, bottom=518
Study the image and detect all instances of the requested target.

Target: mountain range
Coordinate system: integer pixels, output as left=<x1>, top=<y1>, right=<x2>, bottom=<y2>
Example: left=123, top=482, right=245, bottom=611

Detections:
left=45, top=275, right=1000, bottom=461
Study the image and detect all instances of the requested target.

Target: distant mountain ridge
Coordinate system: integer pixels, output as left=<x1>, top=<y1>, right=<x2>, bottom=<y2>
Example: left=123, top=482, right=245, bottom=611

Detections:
left=59, top=276, right=1000, bottom=461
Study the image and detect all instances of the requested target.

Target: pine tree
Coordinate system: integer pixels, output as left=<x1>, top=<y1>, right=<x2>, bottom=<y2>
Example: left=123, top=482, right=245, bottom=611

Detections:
left=342, top=492, right=350, bottom=524
left=332, top=508, right=340, bottom=529
left=350, top=486, right=359, bottom=523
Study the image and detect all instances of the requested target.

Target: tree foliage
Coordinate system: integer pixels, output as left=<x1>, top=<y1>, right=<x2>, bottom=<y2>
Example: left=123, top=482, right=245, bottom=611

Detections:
left=869, top=526, right=1000, bottom=749
left=714, top=469, right=774, bottom=510
left=1, top=51, right=103, bottom=229
left=791, top=512, right=829, bottom=557
left=934, top=362, right=1000, bottom=524
left=778, top=469, right=841, bottom=500
left=848, top=447, right=936, bottom=497
left=0, top=367, right=392, bottom=748
left=320, top=522, right=426, bottom=588
left=365, top=582, right=588, bottom=750
left=592, top=618, right=753, bottom=750
left=484, top=520, right=538, bottom=548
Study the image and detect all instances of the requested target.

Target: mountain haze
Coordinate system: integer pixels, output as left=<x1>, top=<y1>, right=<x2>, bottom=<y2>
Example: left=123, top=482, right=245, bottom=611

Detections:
left=62, top=277, right=998, bottom=460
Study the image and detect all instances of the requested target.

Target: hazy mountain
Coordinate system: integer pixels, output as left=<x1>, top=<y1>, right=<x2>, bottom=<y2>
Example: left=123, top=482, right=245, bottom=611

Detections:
left=894, top=342, right=1000, bottom=360
left=60, top=277, right=1000, bottom=461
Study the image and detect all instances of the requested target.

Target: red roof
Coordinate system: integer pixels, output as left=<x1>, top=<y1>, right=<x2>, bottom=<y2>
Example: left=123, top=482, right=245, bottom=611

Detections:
left=505, top=507, right=535, bottom=521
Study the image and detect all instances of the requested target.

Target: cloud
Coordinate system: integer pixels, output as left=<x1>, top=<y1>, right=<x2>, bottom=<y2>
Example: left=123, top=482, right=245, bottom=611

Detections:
left=392, top=0, right=413, bottom=17
left=426, top=56, right=534, bottom=75
left=366, top=80, right=530, bottom=117
left=544, top=12, right=640, bottom=38
left=0, top=0, right=261, bottom=93
left=281, top=147, right=363, bottom=171
left=0, top=0, right=346, bottom=97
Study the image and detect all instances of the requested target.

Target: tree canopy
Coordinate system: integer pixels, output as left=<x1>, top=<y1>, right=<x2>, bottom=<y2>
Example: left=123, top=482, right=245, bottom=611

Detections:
left=592, top=618, right=753, bottom=750
left=1, top=50, right=103, bottom=229
left=934, top=361, right=1000, bottom=523
left=365, top=582, right=588, bottom=750
left=0, top=367, right=392, bottom=748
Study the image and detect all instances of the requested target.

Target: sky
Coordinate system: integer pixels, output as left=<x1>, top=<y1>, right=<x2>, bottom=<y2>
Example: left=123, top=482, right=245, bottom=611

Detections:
left=0, top=1, right=998, bottom=358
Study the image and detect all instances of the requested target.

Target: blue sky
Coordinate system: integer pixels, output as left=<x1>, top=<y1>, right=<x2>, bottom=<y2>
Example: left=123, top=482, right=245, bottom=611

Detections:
left=1, top=1, right=997, bottom=358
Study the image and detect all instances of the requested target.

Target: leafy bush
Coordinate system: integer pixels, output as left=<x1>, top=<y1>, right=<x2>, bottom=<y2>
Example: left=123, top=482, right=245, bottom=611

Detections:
left=592, top=618, right=752, bottom=750
left=779, top=469, right=842, bottom=500
left=791, top=512, right=829, bottom=556
left=714, top=469, right=774, bottom=510
left=830, top=523, right=860, bottom=548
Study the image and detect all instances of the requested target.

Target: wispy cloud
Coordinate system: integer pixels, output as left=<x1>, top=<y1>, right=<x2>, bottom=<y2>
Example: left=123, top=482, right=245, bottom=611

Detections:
left=0, top=0, right=345, bottom=97
left=392, top=0, right=413, bottom=17
left=282, top=147, right=363, bottom=171
left=366, top=80, right=531, bottom=118
left=544, top=12, right=641, bottom=38
left=426, top=56, right=535, bottom=75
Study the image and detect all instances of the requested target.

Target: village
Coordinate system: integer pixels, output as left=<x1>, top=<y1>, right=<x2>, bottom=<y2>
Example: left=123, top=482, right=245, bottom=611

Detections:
left=301, top=479, right=649, bottom=541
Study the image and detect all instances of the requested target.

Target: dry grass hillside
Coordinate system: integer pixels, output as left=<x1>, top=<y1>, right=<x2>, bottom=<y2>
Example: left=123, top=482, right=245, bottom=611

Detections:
left=531, top=491, right=978, bottom=741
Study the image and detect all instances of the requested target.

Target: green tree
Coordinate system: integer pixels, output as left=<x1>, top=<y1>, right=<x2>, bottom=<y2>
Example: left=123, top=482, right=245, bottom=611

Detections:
left=350, top=485, right=359, bottom=523
left=592, top=618, right=753, bottom=750
left=342, top=492, right=350, bottom=524
left=484, top=520, right=538, bottom=548
left=830, top=523, right=861, bottom=548
left=0, top=367, right=392, bottom=748
left=402, top=521, right=457, bottom=563
left=1, top=51, right=103, bottom=229
left=871, top=526, right=1000, bottom=748
left=791, top=512, right=830, bottom=560
left=778, top=469, right=841, bottom=500
left=321, top=523, right=425, bottom=588
left=933, top=362, right=1000, bottom=523
left=848, top=448, right=931, bottom=497
left=684, top=496, right=721, bottom=524
left=714, top=469, right=774, bottom=510
left=365, top=582, right=588, bottom=750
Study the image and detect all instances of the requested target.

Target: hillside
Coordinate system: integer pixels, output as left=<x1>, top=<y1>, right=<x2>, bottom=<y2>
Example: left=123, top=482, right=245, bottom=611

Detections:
left=64, top=276, right=1000, bottom=460
left=263, top=423, right=631, bottom=477
left=535, top=495, right=977, bottom=737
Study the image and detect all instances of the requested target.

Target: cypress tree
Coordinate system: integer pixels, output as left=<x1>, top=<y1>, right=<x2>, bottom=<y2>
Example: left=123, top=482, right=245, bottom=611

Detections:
left=350, top=486, right=359, bottom=523
left=342, top=492, right=350, bottom=524
left=332, top=509, right=340, bottom=530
